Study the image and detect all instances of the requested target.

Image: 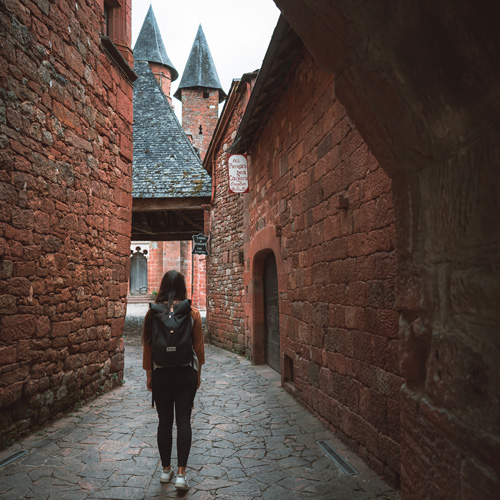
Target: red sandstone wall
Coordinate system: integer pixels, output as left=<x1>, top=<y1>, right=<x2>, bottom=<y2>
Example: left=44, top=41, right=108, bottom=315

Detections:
left=206, top=80, right=253, bottom=355
left=272, top=4, right=500, bottom=497
left=0, top=0, right=133, bottom=446
left=147, top=241, right=163, bottom=293
left=180, top=241, right=191, bottom=299
left=191, top=253, right=206, bottom=310
left=143, top=240, right=206, bottom=310
left=149, top=63, right=172, bottom=104
left=147, top=241, right=182, bottom=294
left=181, top=88, right=219, bottom=161
left=241, top=51, right=401, bottom=483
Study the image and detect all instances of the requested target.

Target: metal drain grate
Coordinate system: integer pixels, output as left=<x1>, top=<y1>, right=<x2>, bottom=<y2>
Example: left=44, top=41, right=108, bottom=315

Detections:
left=0, top=450, right=28, bottom=469
left=317, top=441, right=358, bottom=475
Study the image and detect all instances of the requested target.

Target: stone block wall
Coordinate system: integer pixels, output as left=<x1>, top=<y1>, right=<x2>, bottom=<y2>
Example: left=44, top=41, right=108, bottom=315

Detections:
left=145, top=242, right=163, bottom=293
left=144, top=240, right=207, bottom=310
left=191, top=253, right=206, bottom=311
left=206, top=78, right=254, bottom=355
left=149, top=62, right=172, bottom=105
left=243, top=51, right=401, bottom=483
left=272, top=2, right=500, bottom=496
left=181, top=88, right=219, bottom=161
left=179, top=241, right=191, bottom=299
left=0, top=0, right=133, bottom=446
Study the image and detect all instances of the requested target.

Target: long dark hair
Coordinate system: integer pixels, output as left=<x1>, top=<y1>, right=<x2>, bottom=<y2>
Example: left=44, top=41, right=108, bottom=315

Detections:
left=143, top=270, right=187, bottom=345
left=156, top=270, right=187, bottom=309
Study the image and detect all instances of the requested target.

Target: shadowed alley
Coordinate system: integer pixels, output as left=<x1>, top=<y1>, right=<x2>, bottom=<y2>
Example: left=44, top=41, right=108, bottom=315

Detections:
left=0, top=304, right=400, bottom=500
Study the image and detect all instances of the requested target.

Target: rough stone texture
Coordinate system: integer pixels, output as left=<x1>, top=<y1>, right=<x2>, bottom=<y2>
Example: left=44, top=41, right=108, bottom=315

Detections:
left=145, top=240, right=206, bottom=311
left=0, top=0, right=133, bottom=447
left=245, top=50, right=399, bottom=485
left=273, top=1, right=500, bottom=498
left=0, top=303, right=401, bottom=500
left=208, top=50, right=400, bottom=483
left=206, top=76, right=256, bottom=356
left=191, top=251, right=207, bottom=311
left=132, top=61, right=211, bottom=199
left=148, top=62, right=173, bottom=105
left=181, top=87, right=220, bottom=162
left=175, top=24, right=225, bottom=162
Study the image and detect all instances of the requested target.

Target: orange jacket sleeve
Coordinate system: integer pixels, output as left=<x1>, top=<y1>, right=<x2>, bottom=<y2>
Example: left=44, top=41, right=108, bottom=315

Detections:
left=191, top=308, right=205, bottom=366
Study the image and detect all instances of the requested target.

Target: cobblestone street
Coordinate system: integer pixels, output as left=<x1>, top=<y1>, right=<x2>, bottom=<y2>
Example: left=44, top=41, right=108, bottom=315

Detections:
left=0, top=304, right=400, bottom=500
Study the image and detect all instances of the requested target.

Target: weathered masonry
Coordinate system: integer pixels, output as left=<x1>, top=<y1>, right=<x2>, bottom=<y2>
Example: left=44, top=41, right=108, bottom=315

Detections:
left=0, top=0, right=135, bottom=446
left=140, top=241, right=207, bottom=312
left=272, top=1, right=500, bottom=498
left=131, top=6, right=217, bottom=308
left=207, top=3, right=500, bottom=499
left=174, top=24, right=226, bottom=162
left=204, top=71, right=257, bottom=354
left=206, top=18, right=400, bottom=484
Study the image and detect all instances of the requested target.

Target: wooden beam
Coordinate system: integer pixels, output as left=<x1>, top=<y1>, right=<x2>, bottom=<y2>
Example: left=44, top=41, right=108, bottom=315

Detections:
left=175, top=211, right=203, bottom=230
left=131, top=231, right=198, bottom=242
left=132, top=223, right=152, bottom=234
left=132, top=213, right=202, bottom=232
left=160, top=211, right=168, bottom=228
left=132, top=225, right=201, bottom=235
left=133, top=197, right=211, bottom=212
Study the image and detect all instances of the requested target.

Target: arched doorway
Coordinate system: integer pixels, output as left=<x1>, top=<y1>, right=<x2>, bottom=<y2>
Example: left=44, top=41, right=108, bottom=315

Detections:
left=129, top=247, right=148, bottom=295
left=263, top=252, right=280, bottom=373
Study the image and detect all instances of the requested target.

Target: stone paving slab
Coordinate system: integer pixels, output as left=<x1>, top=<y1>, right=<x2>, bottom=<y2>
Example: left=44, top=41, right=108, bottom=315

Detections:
left=0, top=304, right=401, bottom=499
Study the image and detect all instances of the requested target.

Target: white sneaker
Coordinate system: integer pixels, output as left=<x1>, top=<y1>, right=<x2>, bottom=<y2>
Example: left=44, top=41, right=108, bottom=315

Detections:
left=175, top=474, right=189, bottom=490
left=160, top=467, right=174, bottom=483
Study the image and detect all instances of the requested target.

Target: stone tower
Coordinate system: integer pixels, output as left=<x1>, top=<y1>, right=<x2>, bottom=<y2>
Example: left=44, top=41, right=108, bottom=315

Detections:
left=133, top=5, right=178, bottom=103
left=174, top=25, right=226, bottom=160
left=131, top=7, right=212, bottom=311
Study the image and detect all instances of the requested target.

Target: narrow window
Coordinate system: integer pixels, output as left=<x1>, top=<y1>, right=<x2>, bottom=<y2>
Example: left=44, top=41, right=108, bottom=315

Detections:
left=199, top=125, right=203, bottom=135
left=104, top=0, right=122, bottom=39
left=203, top=90, right=209, bottom=99
left=104, top=4, right=110, bottom=36
left=284, top=354, right=294, bottom=384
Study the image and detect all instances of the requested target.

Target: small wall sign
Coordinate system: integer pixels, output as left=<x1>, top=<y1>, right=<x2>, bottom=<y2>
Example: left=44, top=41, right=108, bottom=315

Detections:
left=228, top=154, right=249, bottom=194
left=192, top=233, right=209, bottom=255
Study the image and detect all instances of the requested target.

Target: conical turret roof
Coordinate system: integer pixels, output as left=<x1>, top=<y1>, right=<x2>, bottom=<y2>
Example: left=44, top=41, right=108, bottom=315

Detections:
left=133, top=5, right=178, bottom=81
left=133, top=61, right=211, bottom=199
left=174, top=25, right=226, bottom=102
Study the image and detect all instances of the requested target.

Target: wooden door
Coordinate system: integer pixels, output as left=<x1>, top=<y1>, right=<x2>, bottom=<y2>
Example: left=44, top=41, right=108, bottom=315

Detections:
left=263, top=252, right=280, bottom=373
left=130, top=250, right=148, bottom=295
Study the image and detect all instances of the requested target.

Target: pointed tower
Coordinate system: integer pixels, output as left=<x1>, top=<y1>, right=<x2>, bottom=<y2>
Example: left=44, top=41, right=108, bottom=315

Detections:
left=174, top=25, right=226, bottom=160
left=133, top=6, right=178, bottom=102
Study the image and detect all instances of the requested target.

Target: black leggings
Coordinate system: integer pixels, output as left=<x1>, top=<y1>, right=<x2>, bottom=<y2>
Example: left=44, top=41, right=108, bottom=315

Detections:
left=152, top=366, right=198, bottom=468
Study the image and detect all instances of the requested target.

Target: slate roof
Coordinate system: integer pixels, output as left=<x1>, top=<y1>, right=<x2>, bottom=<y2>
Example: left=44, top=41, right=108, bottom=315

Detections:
left=174, top=25, right=226, bottom=102
left=133, top=5, right=178, bottom=81
left=132, top=61, right=212, bottom=199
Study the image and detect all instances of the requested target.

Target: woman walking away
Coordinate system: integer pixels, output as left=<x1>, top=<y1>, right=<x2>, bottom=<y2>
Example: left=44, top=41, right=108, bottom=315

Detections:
left=142, top=270, right=205, bottom=491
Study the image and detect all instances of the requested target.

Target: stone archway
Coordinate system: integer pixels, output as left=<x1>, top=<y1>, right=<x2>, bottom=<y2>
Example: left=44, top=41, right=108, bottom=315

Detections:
left=129, top=247, right=148, bottom=295
left=248, top=248, right=274, bottom=368
left=245, top=226, right=284, bottom=370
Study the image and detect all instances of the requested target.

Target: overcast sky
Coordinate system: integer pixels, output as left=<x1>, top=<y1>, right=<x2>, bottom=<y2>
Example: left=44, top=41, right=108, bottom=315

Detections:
left=132, top=0, right=281, bottom=117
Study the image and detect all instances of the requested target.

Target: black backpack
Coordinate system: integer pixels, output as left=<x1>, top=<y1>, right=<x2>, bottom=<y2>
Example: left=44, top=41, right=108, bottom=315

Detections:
left=149, top=299, right=193, bottom=367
